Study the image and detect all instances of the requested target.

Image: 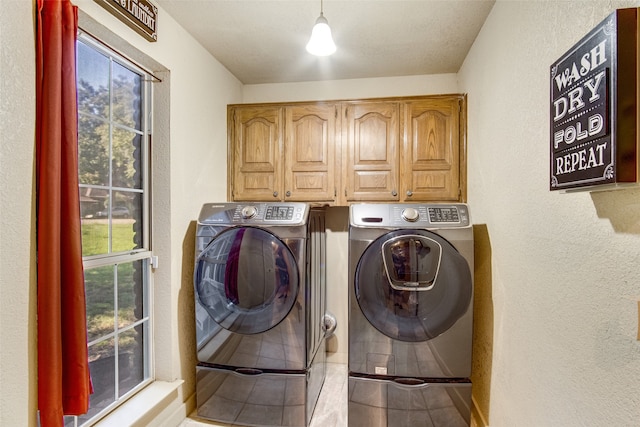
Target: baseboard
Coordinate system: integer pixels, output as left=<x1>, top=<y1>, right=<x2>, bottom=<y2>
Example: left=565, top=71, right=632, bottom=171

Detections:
left=471, top=394, right=489, bottom=427
left=158, top=392, right=196, bottom=427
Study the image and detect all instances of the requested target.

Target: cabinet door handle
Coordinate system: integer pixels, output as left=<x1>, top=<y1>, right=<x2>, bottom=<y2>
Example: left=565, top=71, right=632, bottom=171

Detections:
left=391, top=190, right=397, bottom=196
left=273, top=191, right=278, bottom=198
left=406, top=190, right=413, bottom=197
left=286, top=191, right=291, bottom=197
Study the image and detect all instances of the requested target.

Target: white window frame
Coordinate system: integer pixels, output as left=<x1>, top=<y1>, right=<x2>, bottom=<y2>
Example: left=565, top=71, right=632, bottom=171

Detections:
left=71, top=30, right=155, bottom=427
left=74, top=9, right=180, bottom=427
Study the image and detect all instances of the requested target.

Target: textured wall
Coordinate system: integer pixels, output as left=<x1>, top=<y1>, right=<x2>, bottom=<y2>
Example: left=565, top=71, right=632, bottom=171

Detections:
left=242, top=73, right=459, bottom=103
left=459, top=1, right=640, bottom=425
left=0, top=2, right=38, bottom=426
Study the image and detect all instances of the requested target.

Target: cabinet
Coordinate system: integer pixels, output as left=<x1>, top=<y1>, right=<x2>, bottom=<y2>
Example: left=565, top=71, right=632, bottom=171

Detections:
left=343, top=101, right=400, bottom=201
left=229, top=105, right=282, bottom=201
left=402, top=97, right=463, bottom=201
left=284, top=104, right=337, bottom=202
left=228, top=103, right=337, bottom=203
left=228, top=95, right=466, bottom=204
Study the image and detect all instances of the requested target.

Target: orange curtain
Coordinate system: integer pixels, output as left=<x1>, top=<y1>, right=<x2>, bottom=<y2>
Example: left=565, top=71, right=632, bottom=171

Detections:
left=36, top=0, right=92, bottom=425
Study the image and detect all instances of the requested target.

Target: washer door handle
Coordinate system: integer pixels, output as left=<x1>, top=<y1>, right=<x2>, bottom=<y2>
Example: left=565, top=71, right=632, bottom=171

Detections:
left=381, top=235, right=442, bottom=291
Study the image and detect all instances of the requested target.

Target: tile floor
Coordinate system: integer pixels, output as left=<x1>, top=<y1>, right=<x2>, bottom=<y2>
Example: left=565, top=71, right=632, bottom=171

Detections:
left=179, top=363, right=348, bottom=427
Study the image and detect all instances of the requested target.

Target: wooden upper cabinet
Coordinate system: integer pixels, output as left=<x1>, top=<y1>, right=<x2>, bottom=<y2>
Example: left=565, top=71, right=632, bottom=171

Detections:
left=229, top=105, right=282, bottom=201
left=402, top=96, right=463, bottom=201
left=284, top=104, right=337, bottom=202
left=228, top=103, right=338, bottom=203
left=228, top=95, right=466, bottom=204
left=343, top=101, right=400, bottom=202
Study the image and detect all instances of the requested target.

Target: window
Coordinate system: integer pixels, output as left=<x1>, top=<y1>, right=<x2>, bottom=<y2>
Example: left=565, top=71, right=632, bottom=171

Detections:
left=69, top=32, right=153, bottom=426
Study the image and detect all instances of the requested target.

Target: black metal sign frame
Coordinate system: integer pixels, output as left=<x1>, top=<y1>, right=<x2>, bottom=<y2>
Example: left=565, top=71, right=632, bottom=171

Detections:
left=550, top=8, right=638, bottom=191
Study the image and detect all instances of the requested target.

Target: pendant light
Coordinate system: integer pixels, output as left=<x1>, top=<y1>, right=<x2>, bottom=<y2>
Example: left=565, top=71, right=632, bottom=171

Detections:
left=306, top=0, right=336, bottom=56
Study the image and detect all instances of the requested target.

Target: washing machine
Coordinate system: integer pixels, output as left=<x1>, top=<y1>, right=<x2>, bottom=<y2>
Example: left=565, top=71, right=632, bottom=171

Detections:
left=193, top=202, right=327, bottom=427
left=348, top=203, right=474, bottom=427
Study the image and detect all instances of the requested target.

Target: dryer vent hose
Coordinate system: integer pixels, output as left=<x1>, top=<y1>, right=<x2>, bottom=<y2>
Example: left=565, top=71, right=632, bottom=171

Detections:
left=323, top=312, right=337, bottom=337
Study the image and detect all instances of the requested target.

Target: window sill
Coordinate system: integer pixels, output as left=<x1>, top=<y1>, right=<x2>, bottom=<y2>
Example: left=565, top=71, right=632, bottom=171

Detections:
left=94, top=380, right=184, bottom=427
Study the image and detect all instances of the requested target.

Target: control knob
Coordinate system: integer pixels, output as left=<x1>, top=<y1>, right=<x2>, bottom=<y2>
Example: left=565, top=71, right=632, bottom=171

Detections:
left=241, top=206, right=257, bottom=219
left=401, top=207, right=420, bottom=222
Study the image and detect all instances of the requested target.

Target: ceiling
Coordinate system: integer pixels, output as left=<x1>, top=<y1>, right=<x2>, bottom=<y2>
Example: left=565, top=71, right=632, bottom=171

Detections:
left=155, top=0, right=495, bottom=85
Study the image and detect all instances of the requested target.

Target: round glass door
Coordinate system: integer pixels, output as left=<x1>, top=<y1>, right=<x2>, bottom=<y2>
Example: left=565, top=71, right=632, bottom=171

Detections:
left=194, top=226, right=299, bottom=334
left=355, top=229, right=472, bottom=342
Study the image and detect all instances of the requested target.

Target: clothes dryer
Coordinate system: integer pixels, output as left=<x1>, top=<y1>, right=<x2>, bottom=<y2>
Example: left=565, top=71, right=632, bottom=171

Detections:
left=194, top=202, right=327, bottom=427
left=348, top=203, right=474, bottom=427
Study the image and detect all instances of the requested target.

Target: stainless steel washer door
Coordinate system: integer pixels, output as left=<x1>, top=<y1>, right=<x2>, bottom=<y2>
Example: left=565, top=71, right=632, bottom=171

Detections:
left=355, top=229, right=472, bottom=342
left=194, top=226, right=299, bottom=335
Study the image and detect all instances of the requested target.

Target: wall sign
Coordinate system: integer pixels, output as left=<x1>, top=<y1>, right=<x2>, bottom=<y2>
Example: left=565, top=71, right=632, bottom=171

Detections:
left=95, top=0, right=158, bottom=42
left=550, top=8, right=638, bottom=191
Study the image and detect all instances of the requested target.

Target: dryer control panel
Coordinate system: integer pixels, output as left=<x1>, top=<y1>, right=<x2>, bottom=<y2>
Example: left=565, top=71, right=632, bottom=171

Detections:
left=350, top=203, right=470, bottom=228
left=198, top=202, right=309, bottom=225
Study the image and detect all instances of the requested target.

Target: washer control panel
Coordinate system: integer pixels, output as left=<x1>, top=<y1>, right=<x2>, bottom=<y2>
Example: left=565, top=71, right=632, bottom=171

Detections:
left=351, top=203, right=470, bottom=228
left=427, top=206, right=461, bottom=223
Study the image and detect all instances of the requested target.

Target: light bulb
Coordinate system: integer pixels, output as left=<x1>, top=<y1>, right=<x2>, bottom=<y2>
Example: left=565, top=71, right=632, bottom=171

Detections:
left=306, top=15, right=336, bottom=56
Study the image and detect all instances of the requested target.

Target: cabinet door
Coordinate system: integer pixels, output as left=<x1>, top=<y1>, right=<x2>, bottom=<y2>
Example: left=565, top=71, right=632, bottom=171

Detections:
left=402, top=97, right=462, bottom=201
left=344, top=102, right=400, bottom=202
left=230, top=106, right=282, bottom=201
left=284, top=104, right=337, bottom=202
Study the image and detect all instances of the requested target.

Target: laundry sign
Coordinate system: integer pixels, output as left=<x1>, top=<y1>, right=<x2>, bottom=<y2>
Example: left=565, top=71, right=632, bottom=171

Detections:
left=550, top=8, right=638, bottom=191
left=95, top=0, right=158, bottom=42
